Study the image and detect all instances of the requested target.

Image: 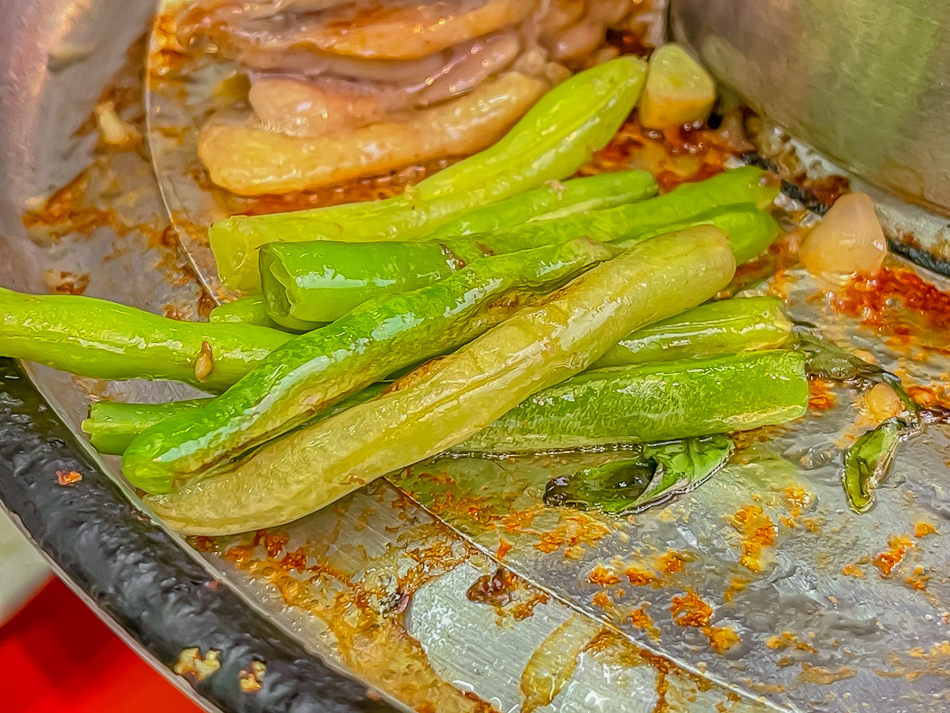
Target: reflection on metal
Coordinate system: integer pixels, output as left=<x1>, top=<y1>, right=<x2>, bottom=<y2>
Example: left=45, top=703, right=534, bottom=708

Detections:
left=671, top=0, right=950, bottom=218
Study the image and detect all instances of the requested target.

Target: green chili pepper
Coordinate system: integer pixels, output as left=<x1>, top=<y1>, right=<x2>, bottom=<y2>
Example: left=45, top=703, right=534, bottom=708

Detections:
left=543, top=435, right=735, bottom=515
left=210, top=57, right=649, bottom=291
left=423, top=170, right=658, bottom=241
left=260, top=170, right=658, bottom=327
left=145, top=226, right=736, bottom=534
left=84, top=400, right=207, bottom=456
left=123, top=238, right=614, bottom=494
left=261, top=198, right=778, bottom=329
left=592, top=296, right=792, bottom=368
left=842, top=418, right=905, bottom=513
left=457, top=349, right=808, bottom=453
left=432, top=166, right=778, bottom=253
left=83, top=384, right=388, bottom=456
left=81, top=296, right=792, bottom=451
left=0, top=287, right=292, bottom=393
left=612, top=203, right=781, bottom=265
left=208, top=295, right=311, bottom=332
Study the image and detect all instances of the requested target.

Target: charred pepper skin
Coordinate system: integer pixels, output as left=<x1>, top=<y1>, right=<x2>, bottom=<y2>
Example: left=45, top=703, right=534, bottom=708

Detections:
left=0, top=287, right=292, bottom=393
left=144, top=227, right=736, bottom=535
left=122, top=238, right=614, bottom=494
left=209, top=56, right=649, bottom=291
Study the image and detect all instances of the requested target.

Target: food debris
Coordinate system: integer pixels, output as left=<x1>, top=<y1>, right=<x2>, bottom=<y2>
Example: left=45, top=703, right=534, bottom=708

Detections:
left=705, top=626, right=741, bottom=654
left=56, top=470, right=83, bottom=486
left=238, top=661, right=266, bottom=693
left=834, top=267, right=950, bottom=332
left=279, top=546, right=308, bottom=572
left=466, top=567, right=520, bottom=608
left=495, top=537, right=512, bottom=560
left=670, top=590, right=713, bottom=628
left=587, top=566, right=621, bottom=586
left=765, top=631, right=817, bottom=654
left=873, top=535, right=915, bottom=577
left=657, top=551, right=688, bottom=575
left=731, top=505, right=776, bottom=572
left=914, top=522, right=938, bottom=539
left=254, top=529, right=290, bottom=558
left=782, top=487, right=813, bottom=515
left=798, top=663, right=856, bottom=685
left=905, top=566, right=929, bottom=591
left=866, top=383, right=902, bottom=422
left=630, top=606, right=653, bottom=630
left=592, top=591, right=613, bottom=610
left=95, top=100, right=142, bottom=149
left=194, top=340, right=214, bottom=382
left=807, top=378, right=836, bottom=411
left=534, top=512, right=610, bottom=556
left=43, top=269, right=90, bottom=295
left=625, top=567, right=658, bottom=587
left=174, top=647, right=221, bottom=681
left=841, top=563, right=865, bottom=578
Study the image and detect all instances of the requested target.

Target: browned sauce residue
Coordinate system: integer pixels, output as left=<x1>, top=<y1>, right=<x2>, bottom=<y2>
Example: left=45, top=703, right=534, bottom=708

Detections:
left=834, top=267, right=950, bottom=334
left=731, top=505, right=776, bottom=572
left=799, top=663, right=856, bottom=685
left=807, top=378, right=836, bottom=411
left=841, top=563, right=865, bottom=578
left=905, top=566, right=930, bottom=592
left=626, top=567, right=658, bottom=587
left=873, top=535, right=914, bottom=577
left=657, top=551, right=688, bottom=575
left=670, top=590, right=713, bottom=628
left=765, top=631, right=818, bottom=654
left=56, top=470, right=83, bottom=486
left=466, top=567, right=520, bottom=608
left=43, top=269, right=90, bottom=295
left=705, top=626, right=741, bottom=654
left=587, top=566, right=621, bottom=586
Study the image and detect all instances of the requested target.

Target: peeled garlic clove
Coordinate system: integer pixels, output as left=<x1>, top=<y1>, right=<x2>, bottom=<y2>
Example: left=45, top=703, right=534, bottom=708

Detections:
left=638, top=43, right=716, bottom=130
left=799, top=192, right=887, bottom=284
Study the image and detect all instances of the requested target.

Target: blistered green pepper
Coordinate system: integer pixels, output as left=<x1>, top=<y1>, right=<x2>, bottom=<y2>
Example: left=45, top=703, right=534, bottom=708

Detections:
left=592, top=296, right=792, bottom=368
left=145, top=227, right=736, bottom=534
left=210, top=57, right=649, bottom=291
left=123, top=238, right=613, bottom=494
left=457, top=349, right=808, bottom=453
left=0, top=287, right=291, bottom=393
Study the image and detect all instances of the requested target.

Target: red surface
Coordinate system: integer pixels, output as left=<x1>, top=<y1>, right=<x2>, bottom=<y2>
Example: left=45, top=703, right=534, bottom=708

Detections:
left=0, top=577, right=204, bottom=713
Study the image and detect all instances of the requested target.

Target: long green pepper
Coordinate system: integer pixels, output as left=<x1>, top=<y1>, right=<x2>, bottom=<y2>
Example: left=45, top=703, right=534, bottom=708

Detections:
left=0, top=287, right=291, bottom=393
left=457, top=350, right=809, bottom=453
left=122, top=238, right=614, bottom=494
left=261, top=168, right=779, bottom=327
left=82, top=297, right=795, bottom=452
left=145, top=227, right=737, bottom=535
left=211, top=57, right=649, bottom=291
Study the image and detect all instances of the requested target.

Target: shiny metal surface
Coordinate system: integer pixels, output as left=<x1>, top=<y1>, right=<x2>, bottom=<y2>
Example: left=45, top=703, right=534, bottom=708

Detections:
left=671, top=0, right=950, bottom=218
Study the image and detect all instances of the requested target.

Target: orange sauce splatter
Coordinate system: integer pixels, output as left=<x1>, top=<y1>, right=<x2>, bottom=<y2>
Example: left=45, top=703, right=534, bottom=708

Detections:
left=496, top=538, right=513, bottom=560
left=873, top=535, right=915, bottom=577
left=630, top=606, right=653, bottom=630
left=905, top=566, right=929, bottom=591
left=807, top=378, right=836, bottom=411
left=731, top=505, right=776, bottom=572
left=592, top=591, right=613, bottom=610
left=833, top=268, right=950, bottom=333
left=658, top=552, right=688, bottom=575
left=705, top=626, right=741, bottom=654
left=914, top=522, right=938, bottom=539
left=626, top=567, right=658, bottom=587
left=55, top=470, right=83, bottom=486
left=670, top=591, right=713, bottom=628
left=587, top=567, right=621, bottom=586
left=841, top=563, right=865, bottom=578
